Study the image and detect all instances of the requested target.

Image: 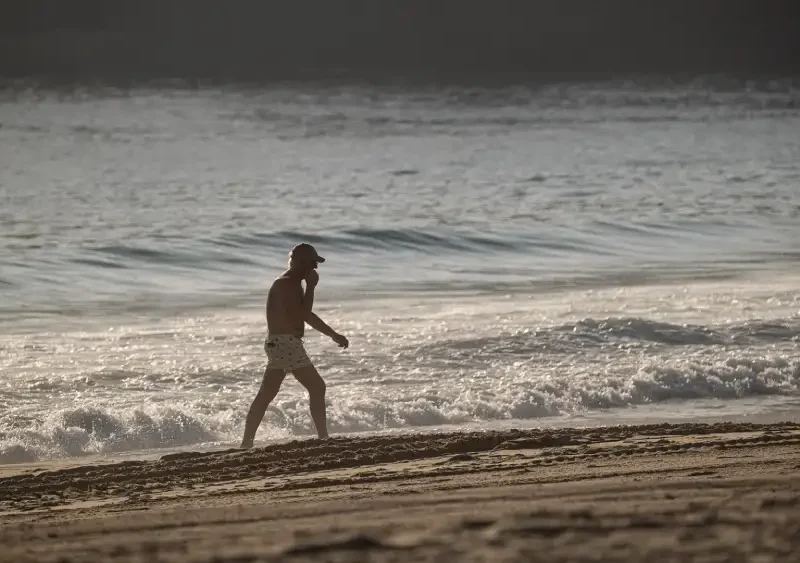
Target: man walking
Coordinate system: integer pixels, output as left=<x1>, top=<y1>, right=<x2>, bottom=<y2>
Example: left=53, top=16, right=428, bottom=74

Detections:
left=240, top=243, right=349, bottom=448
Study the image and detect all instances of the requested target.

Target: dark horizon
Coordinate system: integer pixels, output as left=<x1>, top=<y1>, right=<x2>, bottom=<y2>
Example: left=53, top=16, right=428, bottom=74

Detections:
left=1, top=1, right=798, bottom=83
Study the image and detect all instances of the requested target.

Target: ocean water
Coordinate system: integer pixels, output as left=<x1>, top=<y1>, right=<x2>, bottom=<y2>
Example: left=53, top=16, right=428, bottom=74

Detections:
left=1, top=77, right=799, bottom=464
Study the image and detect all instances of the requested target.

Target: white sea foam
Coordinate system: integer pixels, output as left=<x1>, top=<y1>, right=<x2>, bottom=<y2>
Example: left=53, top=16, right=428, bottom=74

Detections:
left=2, top=277, right=798, bottom=463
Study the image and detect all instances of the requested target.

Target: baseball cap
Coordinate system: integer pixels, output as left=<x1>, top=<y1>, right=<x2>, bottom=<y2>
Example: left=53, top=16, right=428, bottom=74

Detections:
left=290, top=243, right=326, bottom=263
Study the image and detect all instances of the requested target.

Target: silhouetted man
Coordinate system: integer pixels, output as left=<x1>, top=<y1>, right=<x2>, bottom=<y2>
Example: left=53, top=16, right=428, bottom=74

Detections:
left=240, top=243, right=349, bottom=448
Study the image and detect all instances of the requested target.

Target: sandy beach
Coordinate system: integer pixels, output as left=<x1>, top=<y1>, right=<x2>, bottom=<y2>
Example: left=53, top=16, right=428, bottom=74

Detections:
left=0, top=421, right=798, bottom=561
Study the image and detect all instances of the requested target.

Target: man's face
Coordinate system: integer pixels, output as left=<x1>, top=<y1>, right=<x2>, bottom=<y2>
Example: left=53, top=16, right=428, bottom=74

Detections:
left=288, top=244, right=324, bottom=273
left=293, top=257, right=318, bottom=274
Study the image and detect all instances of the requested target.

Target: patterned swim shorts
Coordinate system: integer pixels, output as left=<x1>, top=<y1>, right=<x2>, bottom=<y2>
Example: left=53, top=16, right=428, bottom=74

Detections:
left=264, top=334, right=312, bottom=373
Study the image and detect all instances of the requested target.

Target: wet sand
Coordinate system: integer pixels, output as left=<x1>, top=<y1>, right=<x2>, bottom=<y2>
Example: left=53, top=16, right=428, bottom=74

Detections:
left=1, top=422, right=799, bottom=561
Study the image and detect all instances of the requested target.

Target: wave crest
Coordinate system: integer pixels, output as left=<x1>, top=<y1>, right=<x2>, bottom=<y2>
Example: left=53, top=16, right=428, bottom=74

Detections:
left=0, top=407, right=217, bottom=464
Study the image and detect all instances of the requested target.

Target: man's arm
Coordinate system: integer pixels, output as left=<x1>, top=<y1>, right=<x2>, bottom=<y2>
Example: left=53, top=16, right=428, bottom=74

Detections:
left=301, top=270, right=318, bottom=319
left=301, top=270, right=348, bottom=348
left=305, top=312, right=337, bottom=338
left=303, top=283, right=315, bottom=319
left=306, top=312, right=349, bottom=348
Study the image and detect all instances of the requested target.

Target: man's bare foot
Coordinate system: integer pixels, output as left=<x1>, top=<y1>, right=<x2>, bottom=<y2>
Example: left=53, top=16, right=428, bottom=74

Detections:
left=240, top=440, right=253, bottom=449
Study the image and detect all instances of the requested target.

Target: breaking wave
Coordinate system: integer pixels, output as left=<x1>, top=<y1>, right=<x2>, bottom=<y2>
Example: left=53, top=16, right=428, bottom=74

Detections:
left=2, top=350, right=797, bottom=464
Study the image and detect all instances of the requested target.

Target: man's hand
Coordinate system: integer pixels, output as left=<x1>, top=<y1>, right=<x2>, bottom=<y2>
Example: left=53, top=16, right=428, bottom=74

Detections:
left=332, top=333, right=349, bottom=349
left=305, top=269, right=319, bottom=288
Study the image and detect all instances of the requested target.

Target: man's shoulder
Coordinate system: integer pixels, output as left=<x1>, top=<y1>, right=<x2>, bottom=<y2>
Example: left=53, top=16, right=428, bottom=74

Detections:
left=273, top=274, right=298, bottom=284
left=270, top=275, right=301, bottom=292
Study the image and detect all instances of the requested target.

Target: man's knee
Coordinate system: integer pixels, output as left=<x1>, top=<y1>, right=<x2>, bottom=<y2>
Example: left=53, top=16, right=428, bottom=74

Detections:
left=255, top=370, right=284, bottom=398
left=308, top=376, right=326, bottom=398
left=293, top=366, right=325, bottom=396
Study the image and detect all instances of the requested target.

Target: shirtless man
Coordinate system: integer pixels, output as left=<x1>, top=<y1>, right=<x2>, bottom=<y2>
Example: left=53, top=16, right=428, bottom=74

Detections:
left=240, top=243, right=349, bottom=448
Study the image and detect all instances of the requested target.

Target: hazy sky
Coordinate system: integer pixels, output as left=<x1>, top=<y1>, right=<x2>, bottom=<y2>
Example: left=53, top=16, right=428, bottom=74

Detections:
left=1, top=2, right=797, bottom=80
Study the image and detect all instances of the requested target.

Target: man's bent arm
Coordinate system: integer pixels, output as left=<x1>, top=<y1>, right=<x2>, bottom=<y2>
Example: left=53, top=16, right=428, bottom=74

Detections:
left=303, top=284, right=315, bottom=319
left=306, top=312, right=338, bottom=338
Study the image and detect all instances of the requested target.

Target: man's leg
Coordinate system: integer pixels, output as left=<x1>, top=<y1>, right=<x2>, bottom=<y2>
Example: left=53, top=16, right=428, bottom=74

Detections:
left=291, top=364, right=329, bottom=439
left=240, top=368, right=286, bottom=448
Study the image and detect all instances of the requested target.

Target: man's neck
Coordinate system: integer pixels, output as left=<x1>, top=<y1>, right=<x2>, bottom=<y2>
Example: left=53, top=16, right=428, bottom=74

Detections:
left=283, top=268, right=305, bottom=281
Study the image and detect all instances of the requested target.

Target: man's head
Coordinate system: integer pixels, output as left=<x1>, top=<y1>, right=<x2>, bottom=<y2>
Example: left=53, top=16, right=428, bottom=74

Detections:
left=288, top=243, right=325, bottom=273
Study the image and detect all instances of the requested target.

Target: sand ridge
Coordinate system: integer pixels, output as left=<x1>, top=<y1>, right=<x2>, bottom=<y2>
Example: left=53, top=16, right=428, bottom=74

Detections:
left=1, top=421, right=799, bottom=515
left=1, top=421, right=800, bottom=561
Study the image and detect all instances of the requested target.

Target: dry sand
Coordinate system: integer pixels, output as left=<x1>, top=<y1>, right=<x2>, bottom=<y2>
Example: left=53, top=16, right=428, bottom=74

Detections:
left=1, top=422, right=799, bottom=562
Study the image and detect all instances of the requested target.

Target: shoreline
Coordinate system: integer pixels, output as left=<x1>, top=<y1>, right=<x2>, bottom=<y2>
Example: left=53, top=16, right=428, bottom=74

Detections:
left=3, top=404, right=800, bottom=470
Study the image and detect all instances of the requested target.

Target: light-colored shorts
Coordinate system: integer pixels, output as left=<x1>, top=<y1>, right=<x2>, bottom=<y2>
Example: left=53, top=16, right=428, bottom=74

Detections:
left=264, top=334, right=312, bottom=373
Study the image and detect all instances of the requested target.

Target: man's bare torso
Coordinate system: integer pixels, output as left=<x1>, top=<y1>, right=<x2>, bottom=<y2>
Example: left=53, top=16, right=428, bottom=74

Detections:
left=266, top=273, right=305, bottom=338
